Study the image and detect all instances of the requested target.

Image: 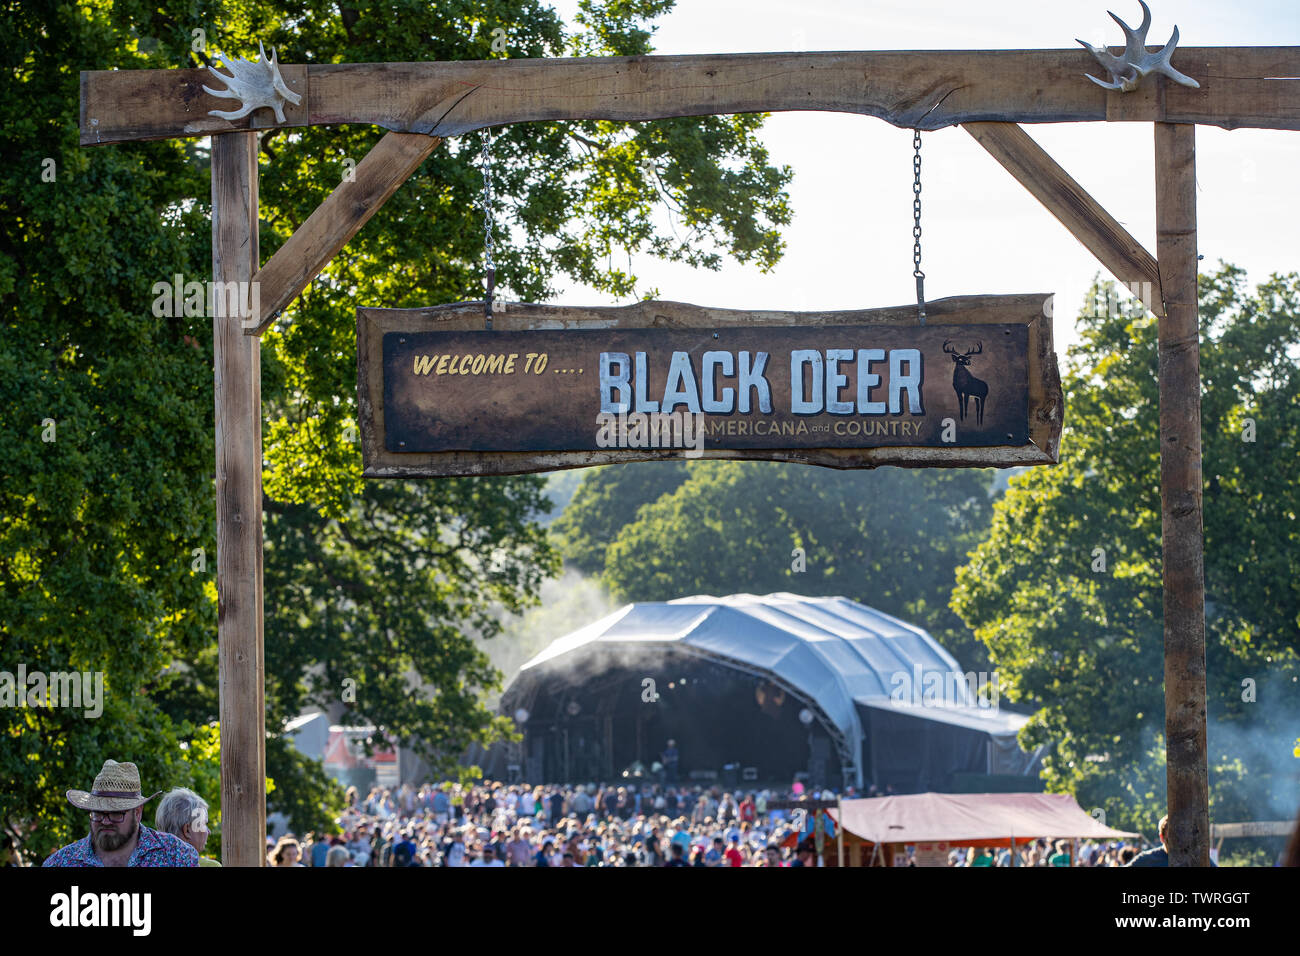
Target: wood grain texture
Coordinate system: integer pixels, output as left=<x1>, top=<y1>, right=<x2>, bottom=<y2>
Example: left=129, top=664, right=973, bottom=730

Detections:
left=1154, top=122, right=1210, bottom=868
left=80, top=47, right=1300, bottom=145
left=248, top=132, right=444, bottom=335
left=212, top=131, right=266, bottom=867
left=80, top=64, right=308, bottom=145
left=356, top=294, right=1061, bottom=476
left=963, top=122, right=1162, bottom=314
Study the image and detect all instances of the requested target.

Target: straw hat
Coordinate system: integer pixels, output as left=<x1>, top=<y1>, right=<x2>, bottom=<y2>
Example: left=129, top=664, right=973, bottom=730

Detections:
left=66, top=760, right=161, bottom=812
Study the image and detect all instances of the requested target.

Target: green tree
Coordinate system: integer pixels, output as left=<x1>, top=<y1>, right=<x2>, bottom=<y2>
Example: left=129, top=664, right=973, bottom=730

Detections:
left=552, top=461, right=690, bottom=573
left=1, top=0, right=227, bottom=859
left=2, top=0, right=792, bottom=855
left=598, top=461, right=997, bottom=668
left=951, top=267, right=1300, bottom=837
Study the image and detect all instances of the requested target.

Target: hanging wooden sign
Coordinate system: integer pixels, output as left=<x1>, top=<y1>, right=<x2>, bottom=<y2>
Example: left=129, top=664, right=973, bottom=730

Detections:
left=357, top=293, right=1061, bottom=477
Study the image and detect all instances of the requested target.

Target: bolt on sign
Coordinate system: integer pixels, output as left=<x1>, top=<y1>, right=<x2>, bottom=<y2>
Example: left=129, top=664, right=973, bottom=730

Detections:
left=357, top=293, right=1061, bottom=477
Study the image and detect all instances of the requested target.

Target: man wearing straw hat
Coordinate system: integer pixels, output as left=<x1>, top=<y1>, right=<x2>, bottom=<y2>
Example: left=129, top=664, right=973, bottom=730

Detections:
left=42, top=760, right=199, bottom=867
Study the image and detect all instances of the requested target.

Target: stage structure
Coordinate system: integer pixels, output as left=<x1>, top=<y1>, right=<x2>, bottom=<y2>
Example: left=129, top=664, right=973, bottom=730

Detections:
left=495, top=593, right=1042, bottom=792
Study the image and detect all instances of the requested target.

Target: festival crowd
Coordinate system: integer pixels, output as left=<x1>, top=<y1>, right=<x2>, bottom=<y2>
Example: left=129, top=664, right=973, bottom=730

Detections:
left=18, top=758, right=1198, bottom=867
left=280, top=779, right=1162, bottom=867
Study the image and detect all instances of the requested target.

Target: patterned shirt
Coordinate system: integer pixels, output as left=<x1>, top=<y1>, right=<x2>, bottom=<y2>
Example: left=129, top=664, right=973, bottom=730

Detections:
left=43, top=825, right=199, bottom=867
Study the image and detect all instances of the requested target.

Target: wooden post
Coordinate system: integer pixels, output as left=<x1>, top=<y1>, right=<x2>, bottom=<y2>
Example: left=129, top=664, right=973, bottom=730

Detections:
left=212, top=130, right=266, bottom=866
left=837, top=795, right=844, bottom=868
left=1154, top=121, right=1210, bottom=867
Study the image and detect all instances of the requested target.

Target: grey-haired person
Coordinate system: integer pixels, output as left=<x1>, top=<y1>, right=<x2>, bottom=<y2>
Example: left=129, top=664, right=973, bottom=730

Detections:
left=155, top=787, right=221, bottom=867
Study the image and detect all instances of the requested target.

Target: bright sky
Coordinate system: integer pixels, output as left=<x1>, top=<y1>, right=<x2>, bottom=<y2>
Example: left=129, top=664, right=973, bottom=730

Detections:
left=541, top=0, right=1300, bottom=356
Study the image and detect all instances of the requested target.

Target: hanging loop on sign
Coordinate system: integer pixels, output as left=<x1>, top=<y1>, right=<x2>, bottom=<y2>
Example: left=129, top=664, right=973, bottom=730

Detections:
left=912, top=129, right=926, bottom=325
left=480, top=127, right=496, bottom=328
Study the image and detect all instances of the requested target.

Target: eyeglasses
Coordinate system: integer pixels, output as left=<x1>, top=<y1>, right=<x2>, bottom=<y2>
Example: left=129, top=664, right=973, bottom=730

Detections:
left=88, top=810, right=130, bottom=822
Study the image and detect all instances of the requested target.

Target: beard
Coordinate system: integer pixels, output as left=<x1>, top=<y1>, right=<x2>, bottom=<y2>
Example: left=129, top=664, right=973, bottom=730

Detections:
left=93, top=815, right=137, bottom=852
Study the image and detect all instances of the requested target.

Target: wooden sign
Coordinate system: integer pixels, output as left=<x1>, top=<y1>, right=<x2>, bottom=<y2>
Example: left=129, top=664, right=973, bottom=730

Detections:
left=357, top=294, right=1061, bottom=477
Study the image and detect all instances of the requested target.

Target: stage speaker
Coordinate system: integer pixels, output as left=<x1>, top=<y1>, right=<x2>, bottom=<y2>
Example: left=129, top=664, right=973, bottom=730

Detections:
left=808, top=736, right=831, bottom=789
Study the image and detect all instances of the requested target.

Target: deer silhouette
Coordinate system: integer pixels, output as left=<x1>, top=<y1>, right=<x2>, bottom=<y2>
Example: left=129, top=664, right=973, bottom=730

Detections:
left=943, top=340, right=989, bottom=425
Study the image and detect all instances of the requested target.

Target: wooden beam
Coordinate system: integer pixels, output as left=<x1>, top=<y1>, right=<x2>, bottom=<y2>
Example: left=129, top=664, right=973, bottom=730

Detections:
left=963, top=121, right=1161, bottom=313
left=1154, top=121, right=1210, bottom=867
left=80, top=47, right=1300, bottom=146
left=212, top=131, right=266, bottom=866
left=247, top=131, right=443, bottom=335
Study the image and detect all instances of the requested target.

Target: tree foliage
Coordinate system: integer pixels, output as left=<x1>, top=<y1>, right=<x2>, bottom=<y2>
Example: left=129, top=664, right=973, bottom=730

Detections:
left=951, top=267, right=1300, bottom=836
left=552, top=461, right=690, bottom=574
left=1, top=0, right=793, bottom=855
left=560, top=460, right=997, bottom=668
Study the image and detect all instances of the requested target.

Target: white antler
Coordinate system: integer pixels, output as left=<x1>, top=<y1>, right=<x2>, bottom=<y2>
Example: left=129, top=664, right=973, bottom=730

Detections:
left=1077, top=1, right=1199, bottom=93
left=203, top=41, right=302, bottom=124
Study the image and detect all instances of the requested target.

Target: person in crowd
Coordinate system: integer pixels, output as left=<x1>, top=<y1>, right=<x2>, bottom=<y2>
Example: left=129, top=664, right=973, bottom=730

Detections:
left=308, top=831, right=330, bottom=867
left=718, top=791, right=738, bottom=824
left=704, top=835, right=725, bottom=866
left=534, top=838, right=554, bottom=866
left=739, top=792, right=756, bottom=824
left=154, top=787, right=219, bottom=867
left=691, top=794, right=708, bottom=826
left=661, top=739, right=680, bottom=785
left=348, top=824, right=371, bottom=866
left=642, top=827, right=664, bottom=866
left=506, top=827, right=531, bottom=866
left=44, top=759, right=198, bottom=868
left=664, top=787, right=679, bottom=817
left=1127, top=814, right=1216, bottom=867
left=271, top=836, right=304, bottom=867
left=1048, top=840, right=1071, bottom=867
left=470, top=843, right=505, bottom=866
left=391, top=828, right=418, bottom=866
left=326, top=845, right=351, bottom=867
left=431, top=785, right=450, bottom=824
left=724, top=833, right=745, bottom=867
left=571, top=784, right=592, bottom=816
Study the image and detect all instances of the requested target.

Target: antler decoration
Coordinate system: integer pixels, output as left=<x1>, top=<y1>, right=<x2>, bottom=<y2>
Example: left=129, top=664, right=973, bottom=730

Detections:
left=203, top=41, right=302, bottom=123
left=1077, top=0, right=1200, bottom=92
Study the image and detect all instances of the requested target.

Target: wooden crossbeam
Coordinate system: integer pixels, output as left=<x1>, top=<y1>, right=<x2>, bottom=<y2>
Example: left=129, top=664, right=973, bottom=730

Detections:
left=963, top=122, right=1161, bottom=314
left=80, top=47, right=1300, bottom=146
left=248, top=132, right=444, bottom=335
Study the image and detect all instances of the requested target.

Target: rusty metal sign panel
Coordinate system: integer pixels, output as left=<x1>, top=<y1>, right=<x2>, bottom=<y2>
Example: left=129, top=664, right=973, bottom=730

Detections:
left=357, top=295, right=1061, bottom=477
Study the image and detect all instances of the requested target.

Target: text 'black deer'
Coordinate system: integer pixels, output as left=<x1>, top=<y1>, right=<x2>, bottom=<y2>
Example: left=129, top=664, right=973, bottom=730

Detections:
left=943, top=340, right=988, bottom=426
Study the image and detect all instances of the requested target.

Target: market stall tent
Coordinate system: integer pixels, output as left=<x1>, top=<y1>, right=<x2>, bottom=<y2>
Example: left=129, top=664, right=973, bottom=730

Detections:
left=828, top=791, right=1139, bottom=865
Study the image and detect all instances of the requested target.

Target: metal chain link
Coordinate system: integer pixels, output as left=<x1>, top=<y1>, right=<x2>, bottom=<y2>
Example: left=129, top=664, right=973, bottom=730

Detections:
left=912, top=129, right=926, bottom=325
left=481, top=127, right=496, bottom=327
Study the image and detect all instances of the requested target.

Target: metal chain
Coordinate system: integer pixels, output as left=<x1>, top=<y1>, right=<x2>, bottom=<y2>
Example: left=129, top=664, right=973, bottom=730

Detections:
left=480, top=127, right=496, bottom=327
left=912, top=129, right=926, bottom=325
